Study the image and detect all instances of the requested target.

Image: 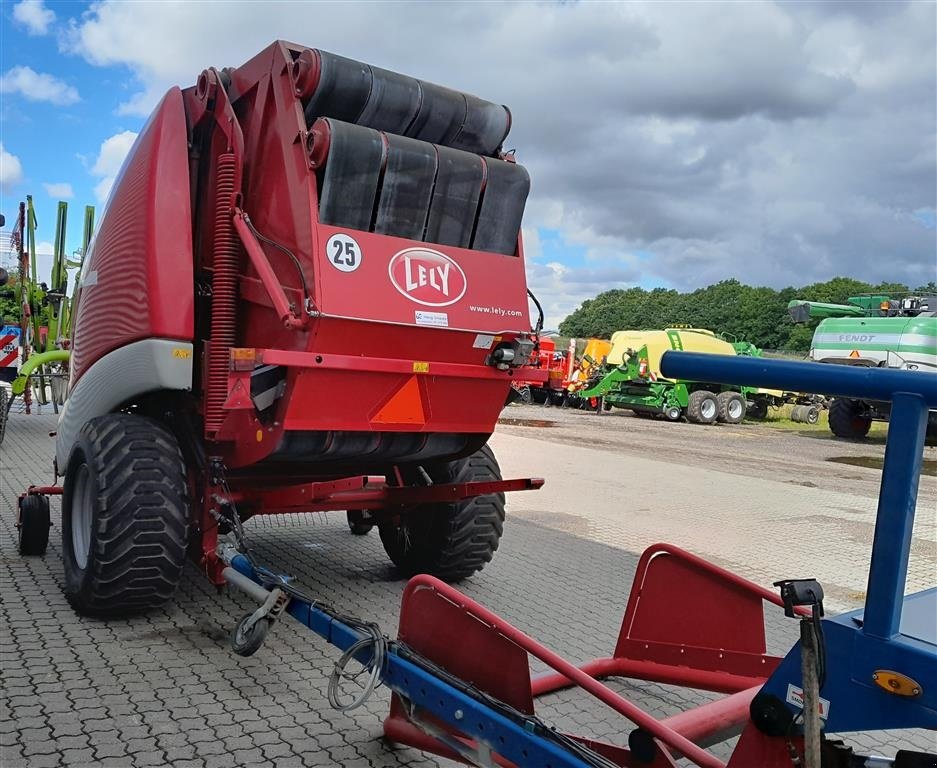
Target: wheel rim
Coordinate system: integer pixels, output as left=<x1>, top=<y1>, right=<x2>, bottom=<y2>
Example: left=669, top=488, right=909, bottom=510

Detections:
left=700, top=399, right=717, bottom=421
left=667, top=407, right=681, bottom=420
left=71, top=464, right=94, bottom=570
left=728, top=399, right=743, bottom=420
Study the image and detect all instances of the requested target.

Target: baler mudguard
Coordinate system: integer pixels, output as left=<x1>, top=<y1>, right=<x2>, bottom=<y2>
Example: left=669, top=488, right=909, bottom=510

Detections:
left=57, top=87, right=194, bottom=470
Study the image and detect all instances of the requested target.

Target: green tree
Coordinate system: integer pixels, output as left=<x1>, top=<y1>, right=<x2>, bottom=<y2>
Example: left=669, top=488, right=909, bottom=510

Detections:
left=558, top=276, right=919, bottom=354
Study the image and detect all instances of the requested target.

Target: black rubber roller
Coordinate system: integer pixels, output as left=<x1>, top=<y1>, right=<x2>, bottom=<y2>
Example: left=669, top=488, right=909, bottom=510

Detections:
left=303, top=51, right=372, bottom=124
left=316, top=119, right=385, bottom=231
left=472, top=158, right=530, bottom=256
left=303, top=49, right=510, bottom=157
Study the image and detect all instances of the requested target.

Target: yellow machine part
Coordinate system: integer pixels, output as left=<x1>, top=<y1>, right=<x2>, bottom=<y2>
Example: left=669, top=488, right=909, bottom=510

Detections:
left=607, top=329, right=737, bottom=380
left=581, top=338, right=613, bottom=372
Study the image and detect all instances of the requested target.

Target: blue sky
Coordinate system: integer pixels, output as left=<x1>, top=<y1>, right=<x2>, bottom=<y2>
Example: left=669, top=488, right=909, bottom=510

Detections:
left=0, top=1, right=131, bottom=267
left=1, top=1, right=933, bottom=327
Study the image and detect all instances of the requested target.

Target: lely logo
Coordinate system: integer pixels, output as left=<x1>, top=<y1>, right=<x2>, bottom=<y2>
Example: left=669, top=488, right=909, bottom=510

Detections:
left=388, top=248, right=467, bottom=307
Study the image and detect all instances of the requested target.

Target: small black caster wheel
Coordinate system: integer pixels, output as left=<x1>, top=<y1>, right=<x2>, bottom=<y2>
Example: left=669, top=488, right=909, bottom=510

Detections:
left=347, top=510, right=374, bottom=536
left=18, top=495, right=51, bottom=556
left=231, top=612, right=272, bottom=657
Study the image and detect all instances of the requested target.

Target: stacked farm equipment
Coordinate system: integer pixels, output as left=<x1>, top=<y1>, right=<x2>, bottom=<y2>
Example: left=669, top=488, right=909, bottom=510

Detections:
left=789, top=293, right=937, bottom=439
left=512, top=335, right=568, bottom=404
left=579, top=328, right=770, bottom=424
left=17, top=42, right=545, bottom=611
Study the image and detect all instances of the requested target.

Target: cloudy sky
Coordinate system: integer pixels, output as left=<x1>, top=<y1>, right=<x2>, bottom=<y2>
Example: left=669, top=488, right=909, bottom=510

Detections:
left=1, top=0, right=934, bottom=327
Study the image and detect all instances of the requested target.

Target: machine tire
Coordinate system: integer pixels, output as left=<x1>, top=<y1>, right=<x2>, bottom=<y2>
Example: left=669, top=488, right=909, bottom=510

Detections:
left=686, top=390, right=718, bottom=425
left=663, top=405, right=682, bottom=422
left=231, top=611, right=273, bottom=657
left=746, top=398, right=768, bottom=420
left=516, top=385, right=532, bottom=405
left=18, top=495, right=51, bottom=556
left=62, top=414, right=190, bottom=617
left=379, top=445, right=505, bottom=582
left=716, top=392, right=746, bottom=424
left=347, top=510, right=374, bottom=535
left=828, top=398, right=872, bottom=440
left=805, top=406, right=820, bottom=425
left=0, top=386, right=9, bottom=445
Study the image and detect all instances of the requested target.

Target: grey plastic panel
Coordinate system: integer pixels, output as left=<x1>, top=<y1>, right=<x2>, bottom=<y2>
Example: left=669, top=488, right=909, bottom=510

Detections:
left=55, top=338, right=193, bottom=472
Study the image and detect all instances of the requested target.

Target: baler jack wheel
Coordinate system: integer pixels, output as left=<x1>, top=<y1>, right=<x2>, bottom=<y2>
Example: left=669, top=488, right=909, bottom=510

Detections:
left=62, top=414, right=190, bottom=617
left=379, top=445, right=506, bottom=582
left=17, top=495, right=51, bottom=556
left=231, top=611, right=273, bottom=657
left=347, top=510, right=374, bottom=536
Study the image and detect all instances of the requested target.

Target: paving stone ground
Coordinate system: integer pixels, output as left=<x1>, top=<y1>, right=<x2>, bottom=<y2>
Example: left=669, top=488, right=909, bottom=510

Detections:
left=1, top=409, right=934, bottom=767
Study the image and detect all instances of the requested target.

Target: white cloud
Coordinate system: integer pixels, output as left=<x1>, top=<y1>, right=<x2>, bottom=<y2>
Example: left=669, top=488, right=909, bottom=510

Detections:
left=0, top=66, right=79, bottom=105
left=0, top=143, right=24, bottom=192
left=12, top=0, right=55, bottom=36
left=90, top=130, right=138, bottom=203
left=60, top=1, right=936, bottom=324
left=42, top=182, right=74, bottom=199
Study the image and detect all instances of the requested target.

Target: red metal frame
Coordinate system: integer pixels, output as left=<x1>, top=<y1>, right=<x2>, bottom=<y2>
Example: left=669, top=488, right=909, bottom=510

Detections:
left=532, top=543, right=807, bottom=697
left=230, top=475, right=544, bottom=516
left=385, top=544, right=808, bottom=768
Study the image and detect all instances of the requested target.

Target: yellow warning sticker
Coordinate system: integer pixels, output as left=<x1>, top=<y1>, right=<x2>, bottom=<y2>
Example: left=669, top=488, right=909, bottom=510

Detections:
left=412, top=361, right=430, bottom=373
left=172, top=348, right=192, bottom=359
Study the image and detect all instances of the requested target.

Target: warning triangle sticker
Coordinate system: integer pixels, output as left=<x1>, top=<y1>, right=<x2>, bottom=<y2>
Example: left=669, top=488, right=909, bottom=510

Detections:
left=849, top=350, right=861, bottom=358
left=371, top=376, right=426, bottom=426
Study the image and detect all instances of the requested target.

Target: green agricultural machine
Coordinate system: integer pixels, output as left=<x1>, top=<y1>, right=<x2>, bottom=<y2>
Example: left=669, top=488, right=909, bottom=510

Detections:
left=579, top=328, right=775, bottom=424
left=0, top=197, right=94, bottom=444
left=788, top=293, right=937, bottom=439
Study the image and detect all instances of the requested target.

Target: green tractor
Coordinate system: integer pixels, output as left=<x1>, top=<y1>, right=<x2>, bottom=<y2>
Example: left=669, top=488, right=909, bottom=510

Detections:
left=788, top=293, right=937, bottom=439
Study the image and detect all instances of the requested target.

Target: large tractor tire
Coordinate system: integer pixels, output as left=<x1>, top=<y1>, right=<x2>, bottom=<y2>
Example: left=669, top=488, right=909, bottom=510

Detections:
left=379, top=445, right=505, bottom=582
left=828, top=398, right=872, bottom=440
left=62, top=414, right=190, bottom=617
left=686, top=390, right=718, bottom=425
left=716, top=391, right=746, bottom=424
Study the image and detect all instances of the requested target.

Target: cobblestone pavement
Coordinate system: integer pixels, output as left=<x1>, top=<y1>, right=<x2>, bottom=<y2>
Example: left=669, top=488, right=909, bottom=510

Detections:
left=2, top=411, right=935, bottom=767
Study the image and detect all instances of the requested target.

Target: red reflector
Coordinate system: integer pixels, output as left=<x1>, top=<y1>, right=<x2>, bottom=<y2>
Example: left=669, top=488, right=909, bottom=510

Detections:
left=371, top=377, right=426, bottom=426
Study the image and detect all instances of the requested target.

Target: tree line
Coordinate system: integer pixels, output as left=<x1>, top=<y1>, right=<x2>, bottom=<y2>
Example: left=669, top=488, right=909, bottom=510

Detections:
left=558, top=277, right=937, bottom=353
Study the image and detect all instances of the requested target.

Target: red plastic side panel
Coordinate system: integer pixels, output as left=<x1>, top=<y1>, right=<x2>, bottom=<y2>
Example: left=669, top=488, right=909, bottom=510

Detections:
left=70, top=88, right=194, bottom=384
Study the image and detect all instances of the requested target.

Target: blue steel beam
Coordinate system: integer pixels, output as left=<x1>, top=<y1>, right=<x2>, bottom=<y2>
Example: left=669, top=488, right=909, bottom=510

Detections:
left=659, top=351, right=937, bottom=406
left=226, top=555, right=594, bottom=768
left=659, top=351, right=933, bottom=641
